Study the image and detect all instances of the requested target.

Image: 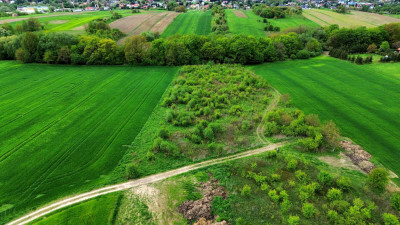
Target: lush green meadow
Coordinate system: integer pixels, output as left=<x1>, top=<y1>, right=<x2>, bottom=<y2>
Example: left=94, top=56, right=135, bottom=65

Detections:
left=0, top=61, right=177, bottom=223
left=268, top=15, right=319, bottom=30
left=6, top=10, right=134, bottom=34
left=226, top=9, right=266, bottom=37
left=31, top=193, right=120, bottom=225
left=251, top=56, right=400, bottom=179
left=161, top=10, right=212, bottom=37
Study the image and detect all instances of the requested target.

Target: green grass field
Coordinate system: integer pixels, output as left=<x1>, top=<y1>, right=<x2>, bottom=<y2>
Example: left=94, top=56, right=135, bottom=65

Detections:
left=226, top=9, right=266, bottom=37
left=31, top=193, right=121, bottom=225
left=250, top=56, right=400, bottom=178
left=0, top=61, right=177, bottom=223
left=226, top=10, right=318, bottom=37
left=268, top=15, right=319, bottom=30
left=5, top=10, right=135, bottom=34
left=161, top=10, right=212, bottom=37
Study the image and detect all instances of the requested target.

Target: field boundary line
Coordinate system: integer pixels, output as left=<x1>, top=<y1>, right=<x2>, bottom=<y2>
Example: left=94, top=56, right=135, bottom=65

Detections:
left=7, top=142, right=285, bottom=225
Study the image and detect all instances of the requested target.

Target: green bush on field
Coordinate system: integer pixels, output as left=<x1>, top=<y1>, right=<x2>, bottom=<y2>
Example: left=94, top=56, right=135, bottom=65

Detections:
left=368, top=168, right=389, bottom=192
left=318, top=171, right=333, bottom=187
left=391, top=192, right=400, bottom=211
left=302, top=202, right=316, bottom=218
left=336, top=176, right=352, bottom=191
left=327, top=188, right=342, bottom=202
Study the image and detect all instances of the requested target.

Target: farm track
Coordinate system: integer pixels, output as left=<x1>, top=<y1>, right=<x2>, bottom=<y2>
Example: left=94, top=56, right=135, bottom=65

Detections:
left=256, top=87, right=280, bottom=145
left=8, top=142, right=285, bottom=225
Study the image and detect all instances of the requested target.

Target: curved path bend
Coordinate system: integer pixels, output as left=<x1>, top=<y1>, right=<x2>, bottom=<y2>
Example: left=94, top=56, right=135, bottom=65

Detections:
left=8, top=142, right=285, bottom=225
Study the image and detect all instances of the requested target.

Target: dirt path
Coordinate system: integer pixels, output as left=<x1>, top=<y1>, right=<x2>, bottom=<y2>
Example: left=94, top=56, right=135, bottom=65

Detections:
left=7, top=142, right=284, bottom=225
left=256, top=87, right=280, bottom=145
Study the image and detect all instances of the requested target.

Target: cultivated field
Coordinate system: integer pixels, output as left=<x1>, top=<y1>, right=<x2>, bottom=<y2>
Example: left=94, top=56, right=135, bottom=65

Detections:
left=251, top=56, right=400, bottom=180
left=226, top=10, right=318, bottom=36
left=112, top=12, right=179, bottom=44
left=226, top=9, right=266, bottom=37
left=0, top=61, right=177, bottom=223
left=2, top=10, right=134, bottom=34
left=268, top=15, right=319, bottom=30
left=303, top=9, right=400, bottom=27
left=161, top=10, right=212, bottom=37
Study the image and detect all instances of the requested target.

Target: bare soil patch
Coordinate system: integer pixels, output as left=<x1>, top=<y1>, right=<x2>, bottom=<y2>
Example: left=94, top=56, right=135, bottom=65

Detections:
left=151, top=12, right=179, bottom=34
left=110, top=13, right=155, bottom=33
left=72, top=25, right=85, bottom=31
left=340, top=140, right=376, bottom=173
left=233, top=10, right=247, bottom=18
left=178, top=178, right=227, bottom=223
left=319, top=152, right=362, bottom=172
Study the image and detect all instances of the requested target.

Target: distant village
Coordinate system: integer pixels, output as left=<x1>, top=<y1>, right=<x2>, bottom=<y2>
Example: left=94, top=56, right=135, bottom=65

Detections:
left=0, top=0, right=397, bottom=16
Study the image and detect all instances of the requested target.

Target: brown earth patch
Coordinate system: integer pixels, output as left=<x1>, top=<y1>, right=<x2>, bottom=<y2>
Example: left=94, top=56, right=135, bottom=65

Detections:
left=72, top=25, right=85, bottom=31
left=319, top=152, right=362, bottom=172
left=340, top=140, right=376, bottom=173
left=178, top=178, right=227, bottom=223
left=233, top=10, right=247, bottom=18
left=151, top=12, right=179, bottom=34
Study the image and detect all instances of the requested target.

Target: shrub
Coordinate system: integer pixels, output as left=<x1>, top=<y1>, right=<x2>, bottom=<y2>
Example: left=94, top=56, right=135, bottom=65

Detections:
left=321, top=120, right=340, bottom=149
left=264, top=122, right=279, bottom=136
left=281, top=199, right=291, bottom=212
left=265, top=150, right=277, bottom=158
left=336, top=176, right=351, bottom=191
left=296, top=49, right=310, bottom=59
left=270, top=173, right=281, bottom=182
left=318, top=171, right=333, bottom=186
left=327, top=188, right=342, bottom=202
left=355, top=55, right=364, bottom=64
left=302, top=202, right=316, bottom=218
left=368, top=167, right=389, bottom=192
left=295, top=170, right=308, bottom=184
left=330, top=200, right=350, bottom=213
left=367, top=44, right=377, bottom=53
left=287, top=159, right=298, bottom=171
left=288, top=215, right=300, bottom=225
left=383, top=213, right=400, bottom=225
left=57, top=46, right=71, bottom=64
left=204, top=126, right=214, bottom=141
left=261, top=183, right=269, bottom=191
left=268, top=189, right=280, bottom=203
left=241, top=184, right=251, bottom=196
left=391, top=192, right=400, bottom=211
left=126, top=163, right=140, bottom=179
left=158, top=127, right=170, bottom=139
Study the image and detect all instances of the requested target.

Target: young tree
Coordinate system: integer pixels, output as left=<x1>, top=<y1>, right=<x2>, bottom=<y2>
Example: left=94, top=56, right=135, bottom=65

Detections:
left=124, top=35, right=151, bottom=64
left=367, top=167, right=389, bottom=192
left=321, top=120, right=340, bottom=149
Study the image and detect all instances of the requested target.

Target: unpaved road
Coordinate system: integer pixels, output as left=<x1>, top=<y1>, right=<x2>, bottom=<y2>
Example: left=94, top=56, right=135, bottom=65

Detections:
left=256, top=87, right=280, bottom=145
left=8, top=142, right=284, bottom=225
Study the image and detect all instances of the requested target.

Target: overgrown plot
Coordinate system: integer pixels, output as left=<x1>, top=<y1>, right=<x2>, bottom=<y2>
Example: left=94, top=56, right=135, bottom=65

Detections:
left=0, top=62, right=177, bottom=224
left=251, top=56, right=400, bottom=179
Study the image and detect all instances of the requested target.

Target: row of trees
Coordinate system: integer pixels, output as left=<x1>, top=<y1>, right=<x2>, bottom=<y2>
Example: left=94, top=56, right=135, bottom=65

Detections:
left=326, top=23, right=400, bottom=53
left=1, top=30, right=323, bottom=65
left=211, top=5, right=228, bottom=34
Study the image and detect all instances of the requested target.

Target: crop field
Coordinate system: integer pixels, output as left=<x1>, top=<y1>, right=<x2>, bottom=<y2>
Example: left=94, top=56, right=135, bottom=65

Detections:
left=2, top=10, right=135, bottom=34
left=0, top=61, right=177, bottom=223
left=32, top=193, right=120, bottom=225
left=303, top=9, right=400, bottom=27
left=226, top=10, right=266, bottom=37
left=112, top=12, right=179, bottom=44
left=161, top=10, right=212, bottom=37
left=268, top=15, right=319, bottom=30
left=251, top=56, right=400, bottom=179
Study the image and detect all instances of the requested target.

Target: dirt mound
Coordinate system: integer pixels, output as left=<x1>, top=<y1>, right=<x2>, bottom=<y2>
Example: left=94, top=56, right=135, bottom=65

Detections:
left=178, top=179, right=227, bottom=222
left=340, top=140, right=375, bottom=173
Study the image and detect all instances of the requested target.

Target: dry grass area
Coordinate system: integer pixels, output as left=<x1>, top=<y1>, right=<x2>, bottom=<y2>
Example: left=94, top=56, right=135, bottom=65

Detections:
left=232, top=10, right=247, bottom=18
left=112, top=12, right=178, bottom=44
left=303, top=9, right=400, bottom=27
